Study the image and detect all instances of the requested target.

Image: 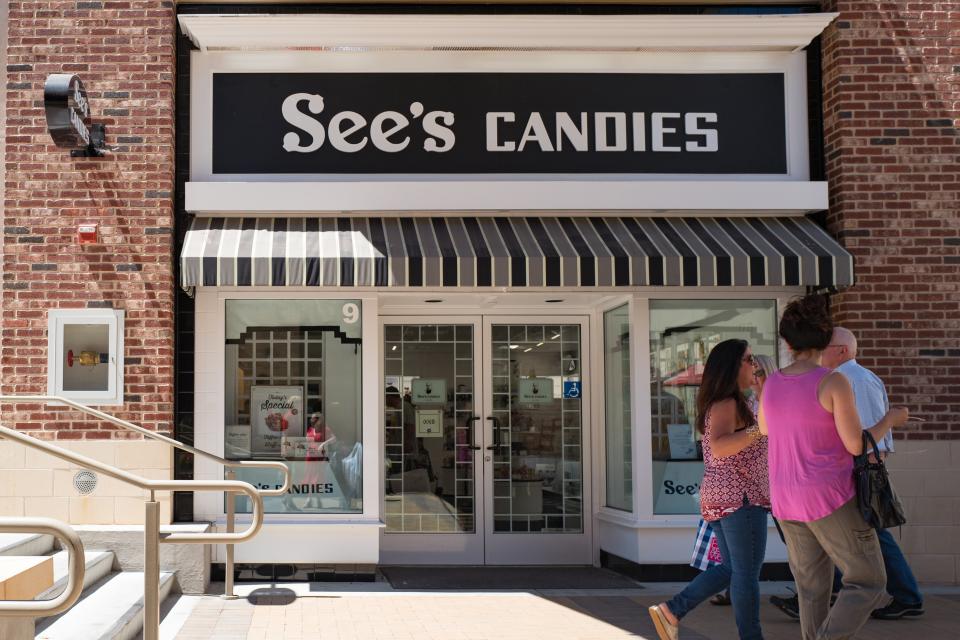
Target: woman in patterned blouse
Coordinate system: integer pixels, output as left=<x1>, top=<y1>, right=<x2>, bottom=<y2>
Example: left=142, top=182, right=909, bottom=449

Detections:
left=649, top=339, right=770, bottom=640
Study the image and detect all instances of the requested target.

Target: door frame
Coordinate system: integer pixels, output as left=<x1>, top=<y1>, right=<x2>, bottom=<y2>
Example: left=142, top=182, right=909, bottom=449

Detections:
left=378, top=313, right=593, bottom=565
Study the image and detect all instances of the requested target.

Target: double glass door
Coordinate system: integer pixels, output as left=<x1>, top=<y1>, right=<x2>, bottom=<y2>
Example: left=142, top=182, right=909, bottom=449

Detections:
left=381, top=316, right=591, bottom=565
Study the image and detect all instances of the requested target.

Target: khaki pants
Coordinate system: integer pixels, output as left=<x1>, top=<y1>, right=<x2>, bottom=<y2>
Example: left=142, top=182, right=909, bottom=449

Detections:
left=779, top=497, right=887, bottom=640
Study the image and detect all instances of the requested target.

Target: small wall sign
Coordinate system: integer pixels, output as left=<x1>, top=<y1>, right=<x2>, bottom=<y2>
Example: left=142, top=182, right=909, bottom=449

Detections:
left=43, top=73, right=107, bottom=157
left=416, top=409, right=443, bottom=438
left=562, top=380, right=582, bottom=399
left=518, top=377, right=554, bottom=404
left=411, top=378, right=446, bottom=404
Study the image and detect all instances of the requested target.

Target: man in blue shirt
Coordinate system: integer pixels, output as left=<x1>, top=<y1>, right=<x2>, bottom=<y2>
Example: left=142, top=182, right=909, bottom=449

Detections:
left=822, top=327, right=924, bottom=620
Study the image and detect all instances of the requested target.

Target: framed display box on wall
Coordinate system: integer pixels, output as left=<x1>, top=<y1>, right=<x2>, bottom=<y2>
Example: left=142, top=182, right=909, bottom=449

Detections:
left=47, top=309, right=125, bottom=405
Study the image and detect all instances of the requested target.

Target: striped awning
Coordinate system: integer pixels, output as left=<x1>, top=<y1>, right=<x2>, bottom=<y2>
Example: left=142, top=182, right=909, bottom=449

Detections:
left=180, top=216, right=853, bottom=289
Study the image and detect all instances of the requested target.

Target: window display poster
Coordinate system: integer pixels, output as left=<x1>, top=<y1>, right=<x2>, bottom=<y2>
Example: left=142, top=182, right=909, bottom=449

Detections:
left=250, top=385, right=304, bottom=456
left=411, top=378, right=446, bottom=404
left=667, top=423, right=698, bottom=459
left=232, top=462, right=350, bottom=513
left=653, top=460, right=704, bottom=514
left=224, top=424, right=251, bottom=459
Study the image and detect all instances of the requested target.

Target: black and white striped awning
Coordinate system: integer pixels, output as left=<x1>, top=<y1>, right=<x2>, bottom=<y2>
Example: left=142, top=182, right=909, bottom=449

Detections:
left=180, top=217, right=853, bottom=289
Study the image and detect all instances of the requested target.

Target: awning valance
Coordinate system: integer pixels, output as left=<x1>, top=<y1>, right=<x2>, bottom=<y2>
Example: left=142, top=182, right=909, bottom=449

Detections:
left=180, top=216, right=853, bottom=289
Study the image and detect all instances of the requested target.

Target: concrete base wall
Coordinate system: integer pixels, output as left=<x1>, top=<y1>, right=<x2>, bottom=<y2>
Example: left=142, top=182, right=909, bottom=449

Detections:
left=887, top=440, right=960, bottom=584
left=74, top=524, right=211, bottom=594
left=0, top=440, right=172, bottom=525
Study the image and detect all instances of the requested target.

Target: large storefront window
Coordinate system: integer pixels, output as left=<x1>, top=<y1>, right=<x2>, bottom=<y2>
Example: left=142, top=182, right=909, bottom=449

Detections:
left=224, top=300, right=362, bottom=514
left=649, top=300, right=776, bottom=515
left=604, top=305, right=632, bottom=512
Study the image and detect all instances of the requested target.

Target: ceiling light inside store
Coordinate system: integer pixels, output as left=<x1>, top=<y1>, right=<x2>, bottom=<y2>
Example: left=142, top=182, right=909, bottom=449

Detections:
left=551, top=334, right=560, bottom=340
left=523, top=348, right=532, bottom=352
left=509, top=344, right=519, bottom=349
left=391, top=345, right=397, bottom=351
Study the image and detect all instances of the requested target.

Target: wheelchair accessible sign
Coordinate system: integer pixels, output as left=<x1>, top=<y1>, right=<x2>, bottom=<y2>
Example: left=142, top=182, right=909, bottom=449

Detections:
left=563, top=381, right=582, bottom=399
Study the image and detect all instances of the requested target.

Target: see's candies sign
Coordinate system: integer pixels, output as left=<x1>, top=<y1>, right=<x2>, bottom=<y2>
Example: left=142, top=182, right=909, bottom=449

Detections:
left=44, top=74, right=93, bottom=149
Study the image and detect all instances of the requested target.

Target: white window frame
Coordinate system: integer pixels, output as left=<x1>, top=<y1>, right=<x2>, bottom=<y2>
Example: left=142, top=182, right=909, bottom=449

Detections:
left=47, top=309, right=125, bottom=406
left=193, top=290, right=381, bottom=527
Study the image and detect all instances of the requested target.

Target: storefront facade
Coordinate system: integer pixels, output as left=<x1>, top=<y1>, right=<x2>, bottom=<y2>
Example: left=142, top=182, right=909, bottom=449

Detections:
left=3, top=2, right=957, bottom=582
left=175, top=9, right=847, bottom=569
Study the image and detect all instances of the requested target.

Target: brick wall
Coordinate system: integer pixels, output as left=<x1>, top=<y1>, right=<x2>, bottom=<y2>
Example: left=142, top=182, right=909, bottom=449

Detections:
left=1, top=1, right=175, bottom=521
left=821, top=1, right=960, bottom=582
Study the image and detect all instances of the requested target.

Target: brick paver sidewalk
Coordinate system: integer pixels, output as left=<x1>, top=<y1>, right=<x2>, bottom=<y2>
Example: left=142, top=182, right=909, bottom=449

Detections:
left=167, top=584, right=960, bottom=640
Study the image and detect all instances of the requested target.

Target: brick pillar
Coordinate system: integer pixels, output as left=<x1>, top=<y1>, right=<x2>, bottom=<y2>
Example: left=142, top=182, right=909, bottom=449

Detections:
left=821, top=1, right=960, bottom=583
left=1, top=1, right=176, bottom=524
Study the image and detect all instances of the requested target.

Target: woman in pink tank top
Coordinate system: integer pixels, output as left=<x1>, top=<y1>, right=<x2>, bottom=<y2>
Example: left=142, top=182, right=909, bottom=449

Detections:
left=649, top=339, right=770, bottom=640
left=758, top=295, right=909, bottom=640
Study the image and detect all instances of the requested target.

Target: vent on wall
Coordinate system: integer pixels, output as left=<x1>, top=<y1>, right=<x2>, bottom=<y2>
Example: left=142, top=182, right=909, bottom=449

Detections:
left=73, top=470, right=98, bottom=496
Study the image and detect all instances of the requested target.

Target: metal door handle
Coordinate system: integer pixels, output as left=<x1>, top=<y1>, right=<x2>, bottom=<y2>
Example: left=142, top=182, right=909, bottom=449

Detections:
left=486, top=416, right=501, bottom=450
left=465, top=416, right=482, bottom=450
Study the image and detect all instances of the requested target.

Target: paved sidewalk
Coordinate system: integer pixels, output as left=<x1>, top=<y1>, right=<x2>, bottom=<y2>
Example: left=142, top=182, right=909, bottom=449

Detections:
left=166, top=582, right=960, bottom=640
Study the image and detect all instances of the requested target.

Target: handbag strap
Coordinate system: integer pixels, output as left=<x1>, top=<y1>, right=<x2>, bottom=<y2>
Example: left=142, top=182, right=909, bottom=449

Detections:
left=861, top=430, right=884, bottom=463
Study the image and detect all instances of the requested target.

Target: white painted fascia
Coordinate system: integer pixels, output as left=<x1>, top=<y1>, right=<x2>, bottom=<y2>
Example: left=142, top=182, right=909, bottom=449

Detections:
left=178, top=13, right=838, bottom=53
left=184, top=180, right=829, bottom=215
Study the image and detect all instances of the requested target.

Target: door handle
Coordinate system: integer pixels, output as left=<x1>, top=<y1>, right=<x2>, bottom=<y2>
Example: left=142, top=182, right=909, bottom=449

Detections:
left=465, top=416, right=482, bottom=450
left=486, top=416, right=501, bottom=451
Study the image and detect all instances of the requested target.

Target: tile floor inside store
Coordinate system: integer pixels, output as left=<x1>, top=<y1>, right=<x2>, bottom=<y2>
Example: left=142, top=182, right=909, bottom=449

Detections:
left=165, top=581, right=960, bottom=640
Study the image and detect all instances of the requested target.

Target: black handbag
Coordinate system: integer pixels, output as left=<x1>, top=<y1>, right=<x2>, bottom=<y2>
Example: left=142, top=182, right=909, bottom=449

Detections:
left=852, top=431, right=907, bottom=529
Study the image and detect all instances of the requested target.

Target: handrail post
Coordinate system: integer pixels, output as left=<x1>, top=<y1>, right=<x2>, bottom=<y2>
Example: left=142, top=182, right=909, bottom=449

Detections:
left=223, top=469, right=238, bottom=600
left=144, top=499, right=161, bottom=640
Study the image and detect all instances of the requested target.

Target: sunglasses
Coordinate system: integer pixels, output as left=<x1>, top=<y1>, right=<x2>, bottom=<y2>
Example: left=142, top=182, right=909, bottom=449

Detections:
left=742, top=354, right=756, bottom=365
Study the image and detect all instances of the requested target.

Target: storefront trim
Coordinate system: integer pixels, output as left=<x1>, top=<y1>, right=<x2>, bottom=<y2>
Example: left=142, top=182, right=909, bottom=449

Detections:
left=185, top=181, right=829, bottom=215
left=178, top=13, right=837, bottom=53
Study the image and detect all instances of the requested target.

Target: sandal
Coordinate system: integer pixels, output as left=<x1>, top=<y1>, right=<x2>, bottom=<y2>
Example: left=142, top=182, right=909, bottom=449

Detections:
left=710, top=590, right=731, bottom=606
left=648, top=604, right=679, bottom=640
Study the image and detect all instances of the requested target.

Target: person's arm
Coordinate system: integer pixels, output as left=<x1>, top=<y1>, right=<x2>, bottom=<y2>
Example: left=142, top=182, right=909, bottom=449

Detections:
left=822, top=372, right=908, bottom=455
left=758, top=401, right=768, bottom=436
left=708, top=398, right=761, bottom=458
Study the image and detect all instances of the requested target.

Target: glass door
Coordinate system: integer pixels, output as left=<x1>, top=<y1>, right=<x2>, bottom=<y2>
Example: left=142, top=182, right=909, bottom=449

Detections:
left=380, top=315, right=591, bottom=565
left=482, top=318, right=592, bottom=565
left=380, top=318, right=485, bottom=564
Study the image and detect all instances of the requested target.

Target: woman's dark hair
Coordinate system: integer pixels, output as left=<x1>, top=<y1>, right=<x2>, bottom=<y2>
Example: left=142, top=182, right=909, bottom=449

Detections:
left=779, top=294, right=832, bottom=352
left=695, top=339, right=755, bottom=435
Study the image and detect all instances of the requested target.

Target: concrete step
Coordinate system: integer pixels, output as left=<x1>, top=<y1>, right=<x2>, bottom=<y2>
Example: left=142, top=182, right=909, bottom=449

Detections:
left=35, top=571, right=177, bottom=640
left=0, top=533, right=55, bottom=557
left=36, top=550, right=115, bottom=600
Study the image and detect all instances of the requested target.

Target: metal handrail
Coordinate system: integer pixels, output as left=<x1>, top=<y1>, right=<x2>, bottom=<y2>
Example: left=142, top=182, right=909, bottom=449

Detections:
left=1, top=395, right=292, bottom=597
left=0, top=423, right=268, bottom=640
left=0, top=395, right=291, bottom=496
left=0, top=518, right=85, bottom=618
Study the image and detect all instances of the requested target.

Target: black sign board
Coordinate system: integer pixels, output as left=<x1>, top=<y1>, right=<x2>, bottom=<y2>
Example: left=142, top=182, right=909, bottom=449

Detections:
left=212, top=72, right=787, bottom=175
left=44, top=74, right=106, bottom=156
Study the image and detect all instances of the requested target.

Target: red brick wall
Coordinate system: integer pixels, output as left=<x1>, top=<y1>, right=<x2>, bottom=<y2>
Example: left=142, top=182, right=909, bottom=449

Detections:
left=820, top=1, right=960, bottom=441
left=2, top=1, right=175, bottom=439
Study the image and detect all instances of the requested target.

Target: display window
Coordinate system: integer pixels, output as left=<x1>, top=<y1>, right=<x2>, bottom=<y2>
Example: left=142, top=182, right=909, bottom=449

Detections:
left=649, top=299, right=777, bottom=515
left=603, top=304, right=632, bottom=512
left=224, top=299, right=363, bottom=514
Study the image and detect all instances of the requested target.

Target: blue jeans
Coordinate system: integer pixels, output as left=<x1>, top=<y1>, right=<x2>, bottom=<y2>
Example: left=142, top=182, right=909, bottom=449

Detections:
left=832, top=527, right=922, bottom=605
left=667, top=505, right=768, bottom=640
